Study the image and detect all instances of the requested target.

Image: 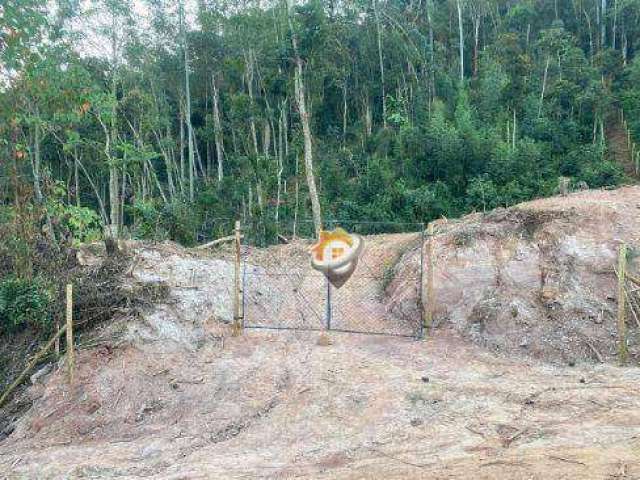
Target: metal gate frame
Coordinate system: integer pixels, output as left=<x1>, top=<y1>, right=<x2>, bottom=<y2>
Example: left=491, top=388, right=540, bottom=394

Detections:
left=241, top=220, right=426, bottom=339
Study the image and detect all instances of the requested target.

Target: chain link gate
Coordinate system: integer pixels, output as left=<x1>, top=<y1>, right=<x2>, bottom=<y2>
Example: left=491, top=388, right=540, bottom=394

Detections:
left=241, top=220, right=425, bottom=338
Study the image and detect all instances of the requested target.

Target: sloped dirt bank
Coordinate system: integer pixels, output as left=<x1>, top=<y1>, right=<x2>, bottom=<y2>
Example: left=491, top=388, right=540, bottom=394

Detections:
left=391, top=186, right=640, bottom=364
left=3, top=187, right=640, bottom=479
left=1, top=330, right=640, bottom=479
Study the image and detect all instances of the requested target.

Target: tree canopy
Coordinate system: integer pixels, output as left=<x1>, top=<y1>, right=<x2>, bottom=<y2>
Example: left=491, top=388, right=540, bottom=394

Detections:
left=1, top=0, right=639, bottom=248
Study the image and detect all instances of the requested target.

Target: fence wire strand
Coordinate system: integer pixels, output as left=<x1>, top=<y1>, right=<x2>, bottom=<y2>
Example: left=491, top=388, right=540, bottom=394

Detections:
left=241, top=220, right=425, bottom=338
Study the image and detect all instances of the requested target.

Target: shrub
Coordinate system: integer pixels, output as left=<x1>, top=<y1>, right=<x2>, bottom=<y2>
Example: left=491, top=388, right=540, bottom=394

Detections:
left=60, top=205, right=103, bottom=245
left=0, top=276, right=54, bottom=334
left=578, top=160, right=626, bottom=188
left=130, top=200, right=200, bottom=246
left=46, top=181, right=103, bottom=245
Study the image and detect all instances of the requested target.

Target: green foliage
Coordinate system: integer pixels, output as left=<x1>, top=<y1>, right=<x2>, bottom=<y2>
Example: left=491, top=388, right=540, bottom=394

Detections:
left=130, top=200, right=200, bottom=246
left=62, top=206, right=103, bottom=244
left=579, top=161, right=626, bottom=188
left=46, top=182, right=103, bottom=245
left=0, top=276, right=54, bottom=334
left=466, top=176, right=500, bottom=212
left=0, top=0, right=635, bottom=250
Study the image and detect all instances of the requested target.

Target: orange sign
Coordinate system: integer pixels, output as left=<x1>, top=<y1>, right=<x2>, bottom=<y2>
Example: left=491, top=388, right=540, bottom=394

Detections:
left=310, top=228, right=364, bottom=288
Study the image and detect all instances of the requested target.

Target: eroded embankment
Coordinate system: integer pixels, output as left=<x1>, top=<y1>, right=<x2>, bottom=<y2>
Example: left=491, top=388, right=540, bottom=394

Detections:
left=390, top=186, right=640, bottom=364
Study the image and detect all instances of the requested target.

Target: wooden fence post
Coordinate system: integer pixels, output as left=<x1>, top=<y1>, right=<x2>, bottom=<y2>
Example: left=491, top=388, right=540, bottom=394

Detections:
left=232, top=220, right=242, bottom=336
left=66, top=283, right=75, bottom=383
left=425, top=222, right=435, bottom=335
left=618, top=244, right=628, bottom=365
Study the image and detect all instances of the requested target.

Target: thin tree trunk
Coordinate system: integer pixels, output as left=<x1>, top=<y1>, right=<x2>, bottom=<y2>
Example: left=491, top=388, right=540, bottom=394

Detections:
left=32, top=116, right=43, bottom=203
left=276, top=105, right=284, bottom=227
left=457, top=0, right=464, bottom=84
left=120, top=165, right=126, bottom=231
left=263, top=120, right=271, bottom=158
left=180, top=0, right=195, bottom=202
left=193, top=128, right=205, bottom=177
left=152, top=127, right=176, bottom=201
left=179, top=102, right=186, bottom=196
left=32, top=115, right=57, bottom=244
left=293, top=154, right=299, bottom=238
left=108, top=141, right=119, bottom=236
left=584, top=9, right=594, bottom=60
left=539, top=56, right=550, bottom=117
left=244, top=50, right=259, bottom=157
left=211, top=73, right=224, bottom=183
left=601, top=0, right=607, bottom=49
left=287, top=0, right=322, bottom=235
left=473, top=16, right=480, bottom=77
left=373, top=0, right=387, bottom=128
left=513, top=109, right=517, bottom=149
left=426, top=0, right=435, bottom=99
left=342, top=81, right=348, bottom=146
left=612, top=0, right=618, bottom=49
left=74, top=146, right=80, bottom=207
left=108, top=12, right=120, bottom=238
left=76, top=155, right=108, bottom=225
left=365, top=97, right=373, bottom=137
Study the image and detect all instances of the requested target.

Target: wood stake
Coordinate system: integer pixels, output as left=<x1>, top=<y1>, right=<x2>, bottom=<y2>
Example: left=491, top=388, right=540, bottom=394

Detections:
left=66, top=283, right=75, bottom=383
left=425, top=222, right=435, bottom=335
left=617, top=245, right=628, bottom=365
left=195, top=234, right=244, bottom=250
left=232, top=221, right=242, bottom=336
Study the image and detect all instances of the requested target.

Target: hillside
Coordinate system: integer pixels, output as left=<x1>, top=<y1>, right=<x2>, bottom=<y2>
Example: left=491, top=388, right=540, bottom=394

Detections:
left=392, top=185, right=640, bottom=363
left=1, top=187, right=640, bottom=479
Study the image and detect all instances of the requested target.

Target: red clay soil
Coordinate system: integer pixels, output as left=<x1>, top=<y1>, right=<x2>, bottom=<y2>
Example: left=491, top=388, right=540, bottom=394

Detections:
left=2, top=187, right=640, bottom=479
left=2, top=329, right=640, bottom=479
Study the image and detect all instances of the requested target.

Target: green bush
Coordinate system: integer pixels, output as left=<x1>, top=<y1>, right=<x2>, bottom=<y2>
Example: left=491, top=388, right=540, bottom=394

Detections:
left=0, top=276, right=54, bottom=334
left=130, top=200, right=200, bottom=246
left=47, top=181, right=103, bottom=245
left=578, top=161, right=626, bottom=188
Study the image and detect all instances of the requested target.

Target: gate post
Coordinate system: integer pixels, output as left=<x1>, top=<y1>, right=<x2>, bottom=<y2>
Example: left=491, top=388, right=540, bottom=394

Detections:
left=66, top=283, right=75, bottom=384
left=425, top=222, right=435, bottom=336
left=418, top=225, right=425, bottom=338
left=617, top=243, right=628, bottom=364
left=233, top=220, right=243, bottom=336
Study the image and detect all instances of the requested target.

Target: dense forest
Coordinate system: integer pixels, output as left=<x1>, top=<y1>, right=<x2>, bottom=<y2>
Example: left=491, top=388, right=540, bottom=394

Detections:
left=2, top=0, right=640, bottom=253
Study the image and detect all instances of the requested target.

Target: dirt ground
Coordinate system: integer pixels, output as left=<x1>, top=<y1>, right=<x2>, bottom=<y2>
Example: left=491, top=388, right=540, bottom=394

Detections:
left=3, top=186, right=640, bottom=479
left=393, top=185, right=640, bottom=363
left=2, top=329, right=640, bottom=479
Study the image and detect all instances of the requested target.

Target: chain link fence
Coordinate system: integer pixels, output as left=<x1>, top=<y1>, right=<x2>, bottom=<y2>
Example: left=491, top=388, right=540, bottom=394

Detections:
left=139, top=214, right=427, bottom=338
left=241, top=220, right=425, bottom=338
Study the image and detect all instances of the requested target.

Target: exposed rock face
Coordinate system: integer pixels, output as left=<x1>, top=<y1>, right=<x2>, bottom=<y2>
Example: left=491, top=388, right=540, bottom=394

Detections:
left=391, top=186, right=640, bottom=363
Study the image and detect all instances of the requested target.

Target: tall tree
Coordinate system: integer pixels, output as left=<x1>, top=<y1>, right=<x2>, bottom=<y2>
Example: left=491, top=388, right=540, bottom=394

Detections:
left=287, top=0, right=322, bottom=235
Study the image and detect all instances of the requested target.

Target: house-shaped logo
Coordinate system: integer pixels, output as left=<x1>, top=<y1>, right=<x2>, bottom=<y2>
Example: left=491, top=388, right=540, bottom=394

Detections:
left=310, top=228, right=364, bottom=288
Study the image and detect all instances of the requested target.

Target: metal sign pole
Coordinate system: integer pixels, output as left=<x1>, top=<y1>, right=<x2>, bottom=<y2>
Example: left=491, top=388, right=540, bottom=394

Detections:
left=326, top=277, right=332, bottom=330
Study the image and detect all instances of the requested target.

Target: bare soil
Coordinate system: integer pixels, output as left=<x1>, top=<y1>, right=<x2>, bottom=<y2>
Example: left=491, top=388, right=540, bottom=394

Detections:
left=392, top=185, right=640, bottom=363
left=2, top=330, right=640, bottom=479
left=2, top=186, right=640, bottom=479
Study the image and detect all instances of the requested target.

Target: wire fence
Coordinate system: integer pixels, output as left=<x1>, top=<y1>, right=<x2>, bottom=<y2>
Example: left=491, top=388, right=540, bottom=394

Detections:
left=241, top=220, right=426, bottom=338
left=138, top=215, right=429, bottom=338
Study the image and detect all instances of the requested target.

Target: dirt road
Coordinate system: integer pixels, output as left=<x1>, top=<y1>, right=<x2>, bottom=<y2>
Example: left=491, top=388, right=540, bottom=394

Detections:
left=2, top=328, right=640, bottom=479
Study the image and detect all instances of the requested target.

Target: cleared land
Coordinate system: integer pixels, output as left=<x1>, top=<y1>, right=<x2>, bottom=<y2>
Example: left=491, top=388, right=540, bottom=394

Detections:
left=2, top=187, right=640, bottom=479
left=1, top=330, right=640, bottom=479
